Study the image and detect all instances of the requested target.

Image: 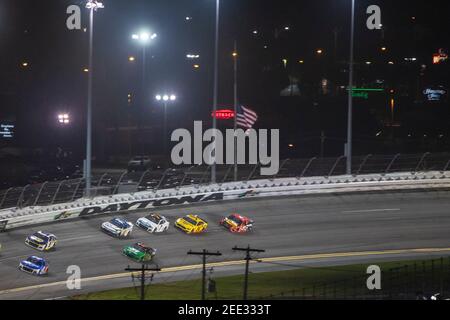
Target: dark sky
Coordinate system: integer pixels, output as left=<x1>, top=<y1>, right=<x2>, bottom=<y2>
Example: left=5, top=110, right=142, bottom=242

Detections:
left=1, top=0, right=450, bottom=156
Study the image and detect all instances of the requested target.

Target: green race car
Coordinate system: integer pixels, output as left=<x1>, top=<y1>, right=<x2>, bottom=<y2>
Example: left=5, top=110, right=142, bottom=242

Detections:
left=122, top=243, right=157, bottom=262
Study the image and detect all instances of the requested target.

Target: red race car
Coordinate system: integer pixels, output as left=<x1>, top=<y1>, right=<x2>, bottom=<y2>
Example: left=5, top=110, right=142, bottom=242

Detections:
left=220, top=214, right=254, bottom=233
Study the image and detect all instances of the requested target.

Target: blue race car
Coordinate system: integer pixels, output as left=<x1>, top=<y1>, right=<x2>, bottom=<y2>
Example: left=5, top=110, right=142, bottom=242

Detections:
left=18, top=256, right=49, bottom=276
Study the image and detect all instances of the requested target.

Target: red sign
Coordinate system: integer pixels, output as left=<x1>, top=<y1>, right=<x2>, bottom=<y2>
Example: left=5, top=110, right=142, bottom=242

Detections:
left=212, top=109, right=235, bottom=120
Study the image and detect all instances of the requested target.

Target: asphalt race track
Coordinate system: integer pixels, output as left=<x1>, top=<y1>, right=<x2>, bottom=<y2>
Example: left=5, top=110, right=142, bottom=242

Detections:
left=1, top=190, right=450, bottom=299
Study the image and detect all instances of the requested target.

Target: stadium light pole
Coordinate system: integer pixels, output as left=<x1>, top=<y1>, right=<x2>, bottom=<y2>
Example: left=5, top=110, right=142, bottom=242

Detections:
left=58, top=113, right=71, bottom=125
left=232, top=43, right=238, bottom=181
left=155, top=94, right=177, bottom=156
left=211, top=0, right=220, bottom=183
left=131, top=31, right=158, bottom=90
left=85, top=0, right=104, bottom=197
left=346, top=0, right=355, bottom=175
left=131, top=31, right=157, bottom=155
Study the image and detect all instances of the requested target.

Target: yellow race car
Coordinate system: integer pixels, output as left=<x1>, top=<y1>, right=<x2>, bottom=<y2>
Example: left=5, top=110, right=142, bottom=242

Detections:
left=175, top=215, right=208, bottom=234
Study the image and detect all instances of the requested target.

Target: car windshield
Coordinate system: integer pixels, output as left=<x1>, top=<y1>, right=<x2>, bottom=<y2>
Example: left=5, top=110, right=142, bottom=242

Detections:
left=133, top=244, right=153, bottom=253
left=132, top=244, right=144, bottom=251
left=228, top=215, right=243, bottom=225
left=184, top=216, right=198, bottom=225
left=28, top=257, right=43, bottom=265
left=111, top=219, right=127, bottom=228
left=33, top=232, right=49, bottom=241
left=148, top=215, right=162, bottom=223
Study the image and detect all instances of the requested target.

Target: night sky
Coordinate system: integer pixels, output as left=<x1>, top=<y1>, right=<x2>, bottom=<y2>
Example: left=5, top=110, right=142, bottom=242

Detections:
left=1, top=0, right=450, bottom=160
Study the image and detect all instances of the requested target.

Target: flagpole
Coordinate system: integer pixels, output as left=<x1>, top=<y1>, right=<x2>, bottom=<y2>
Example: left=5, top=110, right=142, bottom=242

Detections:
left=233, top=41, right=238, bottom=181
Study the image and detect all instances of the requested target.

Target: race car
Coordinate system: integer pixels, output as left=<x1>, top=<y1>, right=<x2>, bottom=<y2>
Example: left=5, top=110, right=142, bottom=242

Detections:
left=136, top=213, right=169, bottom=233
left=123, top=243, right=157, bottom=262
left=101, top=218, right=133, bottom=238
left=25, top=231, right=57, bottom=251
left=175, top=214, right=208, bottom=234
left=18, top=256, right=49, bottom=276
left=220, top=214, right=254, bottom=233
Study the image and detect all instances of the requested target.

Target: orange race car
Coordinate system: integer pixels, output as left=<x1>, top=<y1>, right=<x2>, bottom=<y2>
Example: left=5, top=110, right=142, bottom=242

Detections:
left=220, top=214, right=254, bottom=234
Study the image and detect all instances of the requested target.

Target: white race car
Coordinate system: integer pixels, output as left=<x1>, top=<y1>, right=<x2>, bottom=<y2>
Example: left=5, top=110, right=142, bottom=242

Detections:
left=25, top=231, right=57, bottom=251
left=101, top=218, right=133, bottom=238
left=136, top=213, right=169, bottom=233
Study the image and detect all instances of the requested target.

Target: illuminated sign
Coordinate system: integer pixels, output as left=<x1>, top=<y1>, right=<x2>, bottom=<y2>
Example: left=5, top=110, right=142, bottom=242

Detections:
left=352, top=92, right=369, bottom=99
left=347, top=88, right=384, bottom=100
left=433, top=49, right=448, bottom=64
left=0, top=124, right=14, bottom=139
left=211, top=109, right=235, bottom=120
left=423, top=87, right=447, bottom=101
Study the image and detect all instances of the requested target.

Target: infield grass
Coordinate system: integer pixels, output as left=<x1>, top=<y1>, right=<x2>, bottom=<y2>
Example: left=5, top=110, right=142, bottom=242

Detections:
left=72, top=256, right=450, bottom=300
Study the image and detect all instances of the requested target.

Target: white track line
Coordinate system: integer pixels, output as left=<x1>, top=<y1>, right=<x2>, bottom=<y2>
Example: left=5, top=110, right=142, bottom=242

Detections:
left=342, top=208, right=401, bottom=214
left=59, top=235, right=98, bottom=242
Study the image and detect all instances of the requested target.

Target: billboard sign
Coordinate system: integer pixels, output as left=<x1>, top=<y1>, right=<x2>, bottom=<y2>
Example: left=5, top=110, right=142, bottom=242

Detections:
left=211, top=109, right=235, bottom=120
left=0, top=123, right=14, bottom=139
left=423, top=87, right=447, bottom=102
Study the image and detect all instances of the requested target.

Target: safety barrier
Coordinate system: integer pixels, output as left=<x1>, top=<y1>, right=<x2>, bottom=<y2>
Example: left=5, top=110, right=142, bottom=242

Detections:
left=1, top=152, right=449, bottom=211
left=0, top=170, right=449, bottom=231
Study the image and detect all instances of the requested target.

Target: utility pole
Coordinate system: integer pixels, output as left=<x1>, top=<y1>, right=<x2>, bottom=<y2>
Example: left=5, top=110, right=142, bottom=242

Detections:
left=125, top=264, right=161, bottom=300
left=188, top=249, right=222, bottom=300
left=233, top=245, right=265, bottom=300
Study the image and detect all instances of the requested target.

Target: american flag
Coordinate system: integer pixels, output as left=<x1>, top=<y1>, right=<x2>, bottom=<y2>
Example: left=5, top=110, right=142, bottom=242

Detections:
left=236, top=105, right=258, bottom=129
